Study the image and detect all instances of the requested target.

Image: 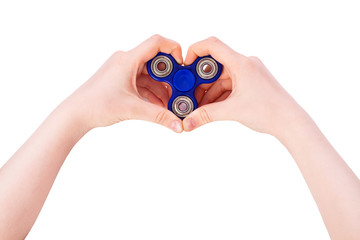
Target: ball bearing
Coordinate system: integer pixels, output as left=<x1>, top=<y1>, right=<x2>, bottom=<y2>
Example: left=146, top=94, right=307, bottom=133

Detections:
left=172, top=96, right=194, bottom=118
left=196, top=57, right=218, bottom=80
left=150, top=55, right=173, bottom=78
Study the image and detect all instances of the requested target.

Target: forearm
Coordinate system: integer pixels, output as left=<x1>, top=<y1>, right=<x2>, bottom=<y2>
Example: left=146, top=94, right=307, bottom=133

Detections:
left=275, top=106, right=360, bottom=240
left=0, top=100, right=89, bottom=240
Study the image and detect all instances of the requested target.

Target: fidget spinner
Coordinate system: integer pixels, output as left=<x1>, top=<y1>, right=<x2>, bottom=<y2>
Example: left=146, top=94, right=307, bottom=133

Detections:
left=147, top=52, right=223, bottom=118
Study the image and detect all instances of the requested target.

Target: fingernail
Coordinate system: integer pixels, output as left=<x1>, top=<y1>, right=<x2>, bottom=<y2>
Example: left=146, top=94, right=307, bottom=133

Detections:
left=170, top=120, right=182, bottom=133
left=185, top=118, right=196, bottom=131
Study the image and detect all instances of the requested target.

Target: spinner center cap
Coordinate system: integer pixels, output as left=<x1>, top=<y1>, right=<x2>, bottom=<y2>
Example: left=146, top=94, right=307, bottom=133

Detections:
left=173, top=69, right=195, bottom=92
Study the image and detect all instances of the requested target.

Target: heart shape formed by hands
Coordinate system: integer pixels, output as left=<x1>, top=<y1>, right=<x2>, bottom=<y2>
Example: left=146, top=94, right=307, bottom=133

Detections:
left=73, top=34, right=296, bottom=136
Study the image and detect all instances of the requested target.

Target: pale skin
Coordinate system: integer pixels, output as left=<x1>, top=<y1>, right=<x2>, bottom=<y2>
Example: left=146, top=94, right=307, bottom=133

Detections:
left=0, top=35, right=359, bottom=239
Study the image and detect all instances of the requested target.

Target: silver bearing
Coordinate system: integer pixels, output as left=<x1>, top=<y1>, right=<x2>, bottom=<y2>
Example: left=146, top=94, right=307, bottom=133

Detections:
left=172, top=96, right=194, bottom=118
left=196, top=57, right=218, bottom=80
left=150, top=55, right=173, bottom=78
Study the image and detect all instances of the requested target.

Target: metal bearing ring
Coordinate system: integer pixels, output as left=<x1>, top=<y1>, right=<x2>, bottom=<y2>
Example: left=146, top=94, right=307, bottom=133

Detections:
left=196, top=57, right=218, bottom=80
left=172, top=96, right=194, bottom=118
left=150, top=55, right=173, bottom=78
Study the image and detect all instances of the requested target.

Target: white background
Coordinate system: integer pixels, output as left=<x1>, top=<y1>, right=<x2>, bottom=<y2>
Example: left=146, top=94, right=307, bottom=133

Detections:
left=0, top=0, right=359, bottom=239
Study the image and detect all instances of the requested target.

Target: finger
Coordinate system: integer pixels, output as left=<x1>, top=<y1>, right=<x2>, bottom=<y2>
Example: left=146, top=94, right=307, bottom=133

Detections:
left=137, top=76, right=170, bottom=106
left=145, top=84, right=169, bottom=107
left=194, top=82, right=214, bottom=103
left=162, top=82, right=172, bottom=97
left=184, top=36, right=245, bottom=67
left=130, top=34, right=183, bottom=66
left=194, top=86, right=206, bottom=104
left=199, top=79, right=232, bottom=106
left=137, top=87, right=164, bottom=107
left=214, top=90, right=231, bottom=103
left=183, top=100, right=232, bottom=132
left=132, top=99, right=183, bottom=133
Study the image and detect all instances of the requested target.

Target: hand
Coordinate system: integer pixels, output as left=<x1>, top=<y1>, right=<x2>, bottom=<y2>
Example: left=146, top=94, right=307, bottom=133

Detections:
left=183, top=37, right=304, bottom=136
left=63, top=35, right=183, bottom=133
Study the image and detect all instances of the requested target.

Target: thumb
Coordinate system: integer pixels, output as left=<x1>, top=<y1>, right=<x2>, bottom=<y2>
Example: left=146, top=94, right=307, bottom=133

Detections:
left=133, top=99, right=183, bottom=133
left=183, top=101, right=229, bottom=131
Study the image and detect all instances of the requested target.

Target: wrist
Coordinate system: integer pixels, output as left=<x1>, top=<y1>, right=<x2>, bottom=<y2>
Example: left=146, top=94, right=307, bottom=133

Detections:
left=55, top=96, right=93, bottom=136
left=273, top=113, right=317, bottom=148
left=270, top=99, right=314, bottom=141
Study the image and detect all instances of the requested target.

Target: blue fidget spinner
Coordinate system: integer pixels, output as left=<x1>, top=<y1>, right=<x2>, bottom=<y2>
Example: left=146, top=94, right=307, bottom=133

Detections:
left=147, top=52, right=223, bottom=118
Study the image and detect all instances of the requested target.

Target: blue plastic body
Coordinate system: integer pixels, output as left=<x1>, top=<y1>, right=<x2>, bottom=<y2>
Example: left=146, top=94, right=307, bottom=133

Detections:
left=146, top=52, right=223, bottom=117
